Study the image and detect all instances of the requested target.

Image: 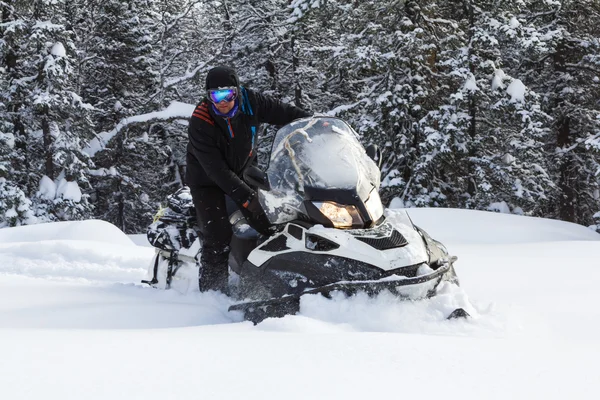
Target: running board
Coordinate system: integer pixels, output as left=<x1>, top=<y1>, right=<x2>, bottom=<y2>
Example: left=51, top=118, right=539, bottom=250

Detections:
left=229, top=260, right=455, bottom=324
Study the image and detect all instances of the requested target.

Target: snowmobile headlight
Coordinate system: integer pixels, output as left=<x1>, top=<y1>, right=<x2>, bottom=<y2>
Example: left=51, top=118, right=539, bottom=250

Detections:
left=313, top=201, right=362, bottom=228
left=365, top=190, right=384, bottom=221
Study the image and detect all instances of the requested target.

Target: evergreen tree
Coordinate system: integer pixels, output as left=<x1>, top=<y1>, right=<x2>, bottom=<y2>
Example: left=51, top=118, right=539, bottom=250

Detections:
left=314, top=1, right=464, bottom=206
left=517, top=0, right=600, bottom=225
left=149, top=0, right=213, bottom=189
left=0, top=114, right=36, bottom=227
left=3, top=0, right=600, bottom=230
left=1, top=0, right=94, bottom=223
left=416, top=0, right=554, bottom=214
left=85, top=0, right=163, bottom=233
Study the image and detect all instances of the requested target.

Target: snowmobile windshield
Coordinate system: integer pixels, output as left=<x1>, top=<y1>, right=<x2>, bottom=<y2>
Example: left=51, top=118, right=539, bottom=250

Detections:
left=259, top=117, right=381, bottom=225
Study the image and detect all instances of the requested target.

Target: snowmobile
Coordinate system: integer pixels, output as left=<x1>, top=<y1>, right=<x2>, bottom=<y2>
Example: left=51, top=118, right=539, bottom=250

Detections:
left=144, top=117, right=466, bottom=324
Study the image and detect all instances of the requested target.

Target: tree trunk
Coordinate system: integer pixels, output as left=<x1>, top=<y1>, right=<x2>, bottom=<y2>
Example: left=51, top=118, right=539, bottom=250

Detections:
left=2, top=4, right=17, bottom=70
left=554, top=39, right=576, bottom=222
left=41, top=112, right=55, bottom=180
left=466, top=0, right=477, bottom=197
left=291, top=35, right=303, bottom=108
left=116, top=126, right=125, bottom=231
left=557, top=117, right=575, bottom=222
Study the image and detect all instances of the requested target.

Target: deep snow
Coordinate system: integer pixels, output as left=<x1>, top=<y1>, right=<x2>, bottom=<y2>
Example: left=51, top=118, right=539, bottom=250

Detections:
left=1, top=209, right=599, bottom=399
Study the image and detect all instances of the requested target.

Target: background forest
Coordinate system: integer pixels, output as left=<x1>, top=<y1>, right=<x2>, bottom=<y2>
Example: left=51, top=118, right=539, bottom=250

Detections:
left=1, top=0, right=599, bottom=233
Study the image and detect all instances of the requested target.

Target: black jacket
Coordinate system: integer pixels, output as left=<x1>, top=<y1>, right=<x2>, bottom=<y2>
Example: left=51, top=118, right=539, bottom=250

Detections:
left=186, top=87, right=311, bottom=205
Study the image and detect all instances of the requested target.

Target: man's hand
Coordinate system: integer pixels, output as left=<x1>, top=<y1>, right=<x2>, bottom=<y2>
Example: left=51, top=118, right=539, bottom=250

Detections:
left=242, top=193, right=262, bottom=214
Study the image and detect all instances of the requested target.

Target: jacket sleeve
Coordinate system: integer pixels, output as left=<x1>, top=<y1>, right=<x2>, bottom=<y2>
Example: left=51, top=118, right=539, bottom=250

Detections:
left=252, top=90, right=311, bottom=126
left=187, top=117, right=254, bottom=205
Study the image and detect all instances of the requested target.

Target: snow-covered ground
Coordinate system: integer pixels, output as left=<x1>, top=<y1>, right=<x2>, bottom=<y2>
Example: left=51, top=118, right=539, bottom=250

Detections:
left=1, top=209, right=599, bottom=399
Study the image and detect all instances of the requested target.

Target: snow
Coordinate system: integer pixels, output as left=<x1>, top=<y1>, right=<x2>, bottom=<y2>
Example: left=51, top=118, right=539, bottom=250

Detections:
left=70, top=92, right=95, bottom=110
left=507, top=79, right=527, bottom=102
left=36, top=176, right=83, bottom=202
left=1, top=209, right=600, bottom=399
left=32, top=20, right=64, bottom=31
left=37, top=175, right=57, bottom=199
left=464, top=74, right=478, bottom=91
left=0, top=132, right=15, bottom=148
left=50, top=42, right=66, bottom=57
left=4, top=207, right=17, bottom=219
left=502, top=152, right=515, bottom=164
left=0, top=219, right=134, bottom=246
left=487, top=201, right=512, bottom=214
left=376, top=90, right=393, bottom=104
left=492, top=69, right=506, bottom=90
left=56, top=179, right=82, bottom=202
left=326, top=99, right=368, bottom=116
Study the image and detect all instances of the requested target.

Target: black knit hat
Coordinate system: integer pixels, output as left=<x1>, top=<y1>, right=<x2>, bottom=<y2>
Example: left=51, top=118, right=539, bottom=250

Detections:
left=205, top=66, right=240, bottom=90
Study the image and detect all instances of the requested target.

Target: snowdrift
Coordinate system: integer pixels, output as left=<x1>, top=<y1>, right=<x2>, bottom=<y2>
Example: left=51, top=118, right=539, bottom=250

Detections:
left=0, top=219, right=135, bottom=246
left=404, top=207, right=600, bottom=244
left=0, top=209, right=599, bottom=400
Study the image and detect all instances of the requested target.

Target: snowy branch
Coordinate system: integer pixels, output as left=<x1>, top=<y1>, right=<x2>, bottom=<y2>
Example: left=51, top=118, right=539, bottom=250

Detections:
left=84, top=101, right=195, bottom=157
left=160, top=0, right=203, bottom=41
left=520, top=9, right=559, bottom=23
left=565, top=63, right=600, bottom=75
left=161, top=42, right=230, bottom=89
left=160, top=49, right=194, bottom=75
left=162, top=63, right=207, bottom=89
left=422, top=16, right=459, bottom=29
left=326, top=99, right=370, bottom=116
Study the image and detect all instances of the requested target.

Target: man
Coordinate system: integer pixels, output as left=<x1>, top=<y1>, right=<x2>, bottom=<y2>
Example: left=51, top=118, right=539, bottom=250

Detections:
left=186, top=66, right=311, bottom=294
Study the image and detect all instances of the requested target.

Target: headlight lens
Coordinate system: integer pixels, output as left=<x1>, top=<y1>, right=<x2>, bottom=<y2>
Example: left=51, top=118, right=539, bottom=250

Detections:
left=313, top=201, right=362, bottom=228
left=365, top=190, right=384, bottom=221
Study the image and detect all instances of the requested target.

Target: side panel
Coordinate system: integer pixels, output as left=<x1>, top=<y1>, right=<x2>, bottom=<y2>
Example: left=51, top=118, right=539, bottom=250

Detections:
left=247, top=216, right=429, bottom=272
left=241, top=251, right=384, bottom=298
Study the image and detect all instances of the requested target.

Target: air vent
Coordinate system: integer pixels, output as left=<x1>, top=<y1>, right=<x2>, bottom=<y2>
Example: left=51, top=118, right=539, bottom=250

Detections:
left=356, top=230, right=408, bottom=250
left=287, top=224, right=303, bottom=240
left=305, top=234, right=340, bottom=252
left=260, top=235, right=290, bottom=252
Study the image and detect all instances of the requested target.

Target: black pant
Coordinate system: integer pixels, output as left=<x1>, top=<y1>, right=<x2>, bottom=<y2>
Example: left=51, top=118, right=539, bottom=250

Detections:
left=189, top=185, right=272, bottom=293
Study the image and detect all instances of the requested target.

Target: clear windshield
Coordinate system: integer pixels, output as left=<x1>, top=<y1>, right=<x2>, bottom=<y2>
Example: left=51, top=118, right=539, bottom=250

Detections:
left=258, top=117, right=381, bottom=224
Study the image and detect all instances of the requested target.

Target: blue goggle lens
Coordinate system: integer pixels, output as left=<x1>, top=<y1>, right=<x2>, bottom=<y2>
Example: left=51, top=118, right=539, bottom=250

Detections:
left=209, top=88, right=237, bottom=103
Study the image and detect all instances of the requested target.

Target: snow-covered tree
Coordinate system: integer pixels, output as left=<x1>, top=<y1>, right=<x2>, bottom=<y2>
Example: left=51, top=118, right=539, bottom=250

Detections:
left=416, top=2, right=554, bottom=214
left=0, top=121, right=36, bottom=227
left=515, top=0, right=600, bottom=225
left=3, top=0, right=600, bottom=231
left=83, top=0, right=163, bottom=232
left=0, top=0, right=94, bottom=223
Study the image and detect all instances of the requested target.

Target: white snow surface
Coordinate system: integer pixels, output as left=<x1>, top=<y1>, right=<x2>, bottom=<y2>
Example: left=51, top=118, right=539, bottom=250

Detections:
left=1, top=209, right=600, bottom=399
left=492, top=69, right=506, bottom=90
left=37, top=175, right=57, bottom=199
left=56, top=178, right=82, bottom=201
left=463, top=74, right=478, bottom=91
left=507, top=79, right=527, bottom=102
left=50, top=42, right=66, bottom=57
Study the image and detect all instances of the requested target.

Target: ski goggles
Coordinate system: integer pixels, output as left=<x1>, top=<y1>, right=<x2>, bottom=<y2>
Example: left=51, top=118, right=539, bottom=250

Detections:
left=207, top=87, right=238, bottom=104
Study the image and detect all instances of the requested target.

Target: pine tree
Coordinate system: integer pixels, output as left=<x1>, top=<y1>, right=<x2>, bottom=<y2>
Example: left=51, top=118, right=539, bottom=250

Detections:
left=84, top=0, right=164, bottom=233
left=0, top=108, right=36, bottom=227
left=416, top=0, right=554, bottom=214
left=1, top=0, right=94, bottom=223
left=149, top=0, right=214, bottom=189
left=517, top=0, right=600, bottom=225
left=313, top=1, right=465, bottom=207
left=3, top=0, right=600, bottom=230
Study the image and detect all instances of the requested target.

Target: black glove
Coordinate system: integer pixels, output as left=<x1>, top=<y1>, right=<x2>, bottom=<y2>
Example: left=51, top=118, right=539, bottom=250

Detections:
left=242, top=193, right=262, bottom=214
left=241, top=194, right=273, bottom=236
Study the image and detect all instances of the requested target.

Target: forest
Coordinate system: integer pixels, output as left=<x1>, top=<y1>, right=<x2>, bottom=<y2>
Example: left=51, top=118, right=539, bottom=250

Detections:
left=1, top=0, right=599, bottom=233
